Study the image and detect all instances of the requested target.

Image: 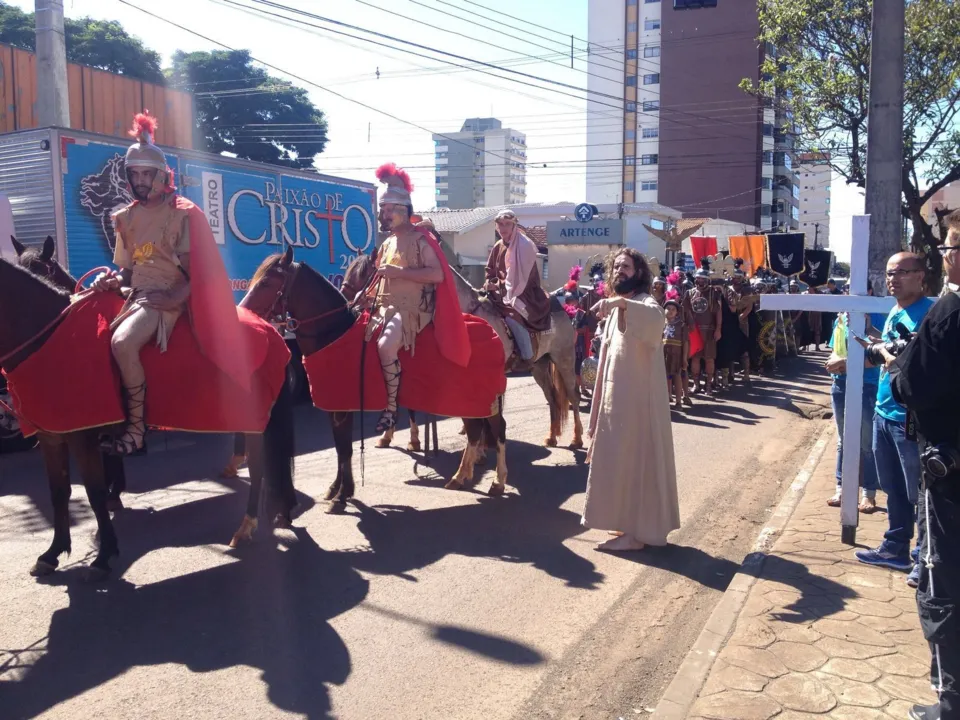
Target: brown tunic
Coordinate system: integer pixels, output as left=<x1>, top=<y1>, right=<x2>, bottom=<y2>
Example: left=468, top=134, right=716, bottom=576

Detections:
left=484, top=240, right=552, bottom=333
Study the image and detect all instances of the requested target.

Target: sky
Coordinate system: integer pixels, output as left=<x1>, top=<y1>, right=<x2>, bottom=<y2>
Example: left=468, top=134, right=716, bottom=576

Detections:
left=15, top=0, right=864, bottom=260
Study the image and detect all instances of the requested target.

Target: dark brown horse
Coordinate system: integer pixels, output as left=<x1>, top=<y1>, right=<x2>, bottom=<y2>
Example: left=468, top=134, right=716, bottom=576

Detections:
left=0, top=257, right=296, bottom=579
left=241, top=247, right=510, bottom=501
left=11, top=235, right=128, bottom=510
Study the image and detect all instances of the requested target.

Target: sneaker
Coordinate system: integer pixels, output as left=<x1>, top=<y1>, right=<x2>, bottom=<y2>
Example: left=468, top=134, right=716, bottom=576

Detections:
left=907, top=564, right=920, bottom=588
left=909, top=703, right=940, bottom=720
left=855, top=547, right=912, bottom=572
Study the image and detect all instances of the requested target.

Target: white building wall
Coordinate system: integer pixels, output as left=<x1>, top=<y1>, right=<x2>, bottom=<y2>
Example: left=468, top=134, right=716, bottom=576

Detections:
left=634, top=0, right=662, bottom=202
left=484, top=132, right=508, bottom=207
left=798, top=162, right=831, bottom=248
left=586, top=0, right=626, bottom=205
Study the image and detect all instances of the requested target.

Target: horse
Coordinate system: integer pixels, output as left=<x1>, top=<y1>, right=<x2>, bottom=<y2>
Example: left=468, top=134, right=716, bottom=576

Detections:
left=0, top=258, right=297, bottom=580
left=240, top=247, right=510, bottom=499
left=10, top=235, right=129, bottom=510
left=345, top=253, right=583, bottom=450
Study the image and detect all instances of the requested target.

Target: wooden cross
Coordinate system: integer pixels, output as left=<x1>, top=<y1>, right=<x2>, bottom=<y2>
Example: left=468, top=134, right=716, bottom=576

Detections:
left=760, top=216, right=898, bottom=545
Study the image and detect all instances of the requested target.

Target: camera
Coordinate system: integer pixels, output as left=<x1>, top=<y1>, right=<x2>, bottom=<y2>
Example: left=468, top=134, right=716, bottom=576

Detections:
left=921, top=443, right=960, bottom=480
left=865, top=322, right=915, bottom=365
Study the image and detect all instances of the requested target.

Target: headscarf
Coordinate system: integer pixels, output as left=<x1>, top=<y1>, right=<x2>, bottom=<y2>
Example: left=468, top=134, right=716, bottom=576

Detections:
left=496, top=209, right=538, bottom=305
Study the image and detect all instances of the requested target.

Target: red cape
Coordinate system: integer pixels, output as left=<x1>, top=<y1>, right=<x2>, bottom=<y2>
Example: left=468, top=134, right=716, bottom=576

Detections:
left=179, top=196, right=256, bottom=391
left=416, top=227, right=471, bottom=367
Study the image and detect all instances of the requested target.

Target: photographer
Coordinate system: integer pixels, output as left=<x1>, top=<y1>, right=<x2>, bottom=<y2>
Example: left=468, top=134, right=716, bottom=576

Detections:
left=888, top=217, right=960, bottom=720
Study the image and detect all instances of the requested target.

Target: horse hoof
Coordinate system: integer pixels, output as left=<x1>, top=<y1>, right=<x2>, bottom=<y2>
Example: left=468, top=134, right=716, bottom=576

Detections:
left=444, top=478, right=464, bottom=491
left=570, top=439, right=584, bottom=450
left=408, top=441, right=422, bottom=452
left=544, top=437, right=558, bottom=448
left=325, top=500, right=347, bottom=515
left=30, top=559, right=57, bottom=577
left=324, top=485, right=341, bottom=502
left=488, top=483, right=505, bottom=497
left=273, top=512, right=292, bottom=529
left=229, top=516, right=258, bottom=548
left=376, top=438, right=391, bottom=449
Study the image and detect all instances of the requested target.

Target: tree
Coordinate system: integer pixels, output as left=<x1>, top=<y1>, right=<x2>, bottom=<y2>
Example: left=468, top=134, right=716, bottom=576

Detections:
left=744, top=0, right=960, bottom=292
left=0, top=3, right=164, bottom=83
left=167, top=50, right=328, bottom=170
left=832, top=261, right=851, bottom=278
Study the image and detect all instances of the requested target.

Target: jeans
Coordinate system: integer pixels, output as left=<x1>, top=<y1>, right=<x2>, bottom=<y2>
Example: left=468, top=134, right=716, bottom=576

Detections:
left=831, top=376, right=879, bottom=494
left=505, top=316, right=533, bottom=360
left=873, top=414, right=922, bottom=556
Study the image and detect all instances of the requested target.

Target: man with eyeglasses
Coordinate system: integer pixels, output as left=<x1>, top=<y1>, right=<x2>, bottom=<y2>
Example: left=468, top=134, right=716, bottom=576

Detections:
left=888, top=214, right=960, bottom=720
left=856, top=253, right=933, bottom=578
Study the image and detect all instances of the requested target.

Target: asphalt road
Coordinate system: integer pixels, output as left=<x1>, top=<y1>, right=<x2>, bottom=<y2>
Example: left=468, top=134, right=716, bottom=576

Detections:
left=0, top=353, right=832, bottom=720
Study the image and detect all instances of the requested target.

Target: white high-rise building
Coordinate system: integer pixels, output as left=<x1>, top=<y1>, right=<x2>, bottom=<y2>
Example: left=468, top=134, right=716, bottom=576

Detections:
left=433, top=118, right=527, bottom=209
left=797, top=152, right=831, bottom=248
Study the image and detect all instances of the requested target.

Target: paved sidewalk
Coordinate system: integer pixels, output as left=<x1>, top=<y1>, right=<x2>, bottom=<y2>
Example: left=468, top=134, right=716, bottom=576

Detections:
left=671, top=427, right=937, bottom=719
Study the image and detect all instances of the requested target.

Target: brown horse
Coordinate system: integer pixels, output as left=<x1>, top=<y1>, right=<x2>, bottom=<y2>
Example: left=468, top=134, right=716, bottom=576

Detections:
left=241, top=247, right=510, bottom=499
left=0, top=257, right=296, bottom=579
left=346, top=254, right=583, bottom=453
left=11, top=235, right=129, bottom=510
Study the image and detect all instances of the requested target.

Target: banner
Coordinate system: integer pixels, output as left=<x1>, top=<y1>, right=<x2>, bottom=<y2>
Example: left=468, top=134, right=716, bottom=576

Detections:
left=690, top=236, right=717, bottom=267
left=766, top=233, right=805, bottom=276
left=799, top=248, right=833, bottom=288
left=728, top=235, right=766, bottom=277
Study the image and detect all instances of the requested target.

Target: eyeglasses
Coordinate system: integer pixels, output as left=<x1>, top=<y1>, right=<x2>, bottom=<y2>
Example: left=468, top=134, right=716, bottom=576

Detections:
left=884, top=268, right=923, bottom=278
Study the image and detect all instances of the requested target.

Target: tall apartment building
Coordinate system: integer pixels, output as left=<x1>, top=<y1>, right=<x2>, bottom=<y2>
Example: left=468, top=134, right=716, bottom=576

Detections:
left=797, top=152, right=831, bottom=248
left=586, top=0, right=798, bottom=231
left=433, top=118, right=527, bottom=209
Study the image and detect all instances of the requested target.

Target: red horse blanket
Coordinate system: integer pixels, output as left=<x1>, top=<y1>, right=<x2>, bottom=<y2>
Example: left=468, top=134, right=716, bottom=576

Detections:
left=3, top=294, right=290, bottom=437
left=304, top=314, right=506, bottom=419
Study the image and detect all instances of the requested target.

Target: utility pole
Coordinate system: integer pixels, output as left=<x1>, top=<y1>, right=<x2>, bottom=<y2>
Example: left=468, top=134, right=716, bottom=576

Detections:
left=35, top=0, right=70, bottom=128
left=864, top=0, right=905, bottom=294
left=814, top=222, right=820, bottom=250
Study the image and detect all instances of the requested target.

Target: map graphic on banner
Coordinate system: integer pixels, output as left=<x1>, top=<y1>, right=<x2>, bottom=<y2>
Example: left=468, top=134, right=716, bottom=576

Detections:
left=766, top=233, right=805, bottom=276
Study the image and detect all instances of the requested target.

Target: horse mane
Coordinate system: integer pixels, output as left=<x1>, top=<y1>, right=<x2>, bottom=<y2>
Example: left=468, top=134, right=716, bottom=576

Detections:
left=2, top=258, right=71, bottom=298
left=251, top=253, right=285, bottom=289
left=342, top=253, right=376, bottom=297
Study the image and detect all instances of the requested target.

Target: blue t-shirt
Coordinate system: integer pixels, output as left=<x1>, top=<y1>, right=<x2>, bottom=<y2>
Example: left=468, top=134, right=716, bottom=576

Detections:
left=827, top=315, right=884, bottom=386
left=875, top=298, right=934, bottom=423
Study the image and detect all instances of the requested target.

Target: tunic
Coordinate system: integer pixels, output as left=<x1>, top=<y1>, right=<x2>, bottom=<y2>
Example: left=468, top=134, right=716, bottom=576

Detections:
left=663, top=317, right=686, bottom=375
left=485, top=240, right=552, bottom=332
left=111, top=199, right=191, bottom=350
left=583, top=294, right=680, bottom=545
left=683, top=285, right=722, bottom=360
left=369, top=230, right=437, bottom=354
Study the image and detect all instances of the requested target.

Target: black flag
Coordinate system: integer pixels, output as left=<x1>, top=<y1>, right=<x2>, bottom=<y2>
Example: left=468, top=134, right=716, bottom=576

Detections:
left=800, top=249, right=833, bottom=288
left=766, top=233, right=805, bottom=277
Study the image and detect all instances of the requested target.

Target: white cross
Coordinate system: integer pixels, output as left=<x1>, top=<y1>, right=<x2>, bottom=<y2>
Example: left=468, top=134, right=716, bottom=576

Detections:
left=760, top=216, right=903, bottom=544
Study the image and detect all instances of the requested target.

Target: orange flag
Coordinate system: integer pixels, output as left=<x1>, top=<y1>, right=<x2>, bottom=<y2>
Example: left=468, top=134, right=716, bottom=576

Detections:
left=728, top=235, right=767, bottom=277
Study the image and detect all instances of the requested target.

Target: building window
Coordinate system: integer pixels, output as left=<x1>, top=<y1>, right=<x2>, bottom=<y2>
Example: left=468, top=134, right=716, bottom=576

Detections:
left=626, top=76, right=638, bottom=87
left=644, top=46, right=661, bottom=58
left=641, top=180, right=658, bottom=191
left=761, top=204, right=772, bottom=217
left=641, top=127, right=659, bottom=138
left=642, top=100, right=660, bottom=111
left=627, top=21, right=637, bottom=31
left=761, top=177, right=772, bottom=190
left=625, top=156, right=636, bottom=166
left=625, top=181, right=636, bottom=191
left=644, top=19, right=661, bottom=30
left=762, top=151, right=774, bottom=165
left=626, top=129, right=637, bottom=140
left=762, top=123, right=774, bottom=136
left=793, top=184, right=800, bottom=199
left=628, top=0, right=637, bottom=4
left=643, top=73, right=660, bottom=85
left=641, top=154, right=658, bottom=165
left=650, top=218, right=665, bottom=230
left=627, top=49, right=638, bottom=59
left=792, top=206, right=799, bottom=221
left=626, top=101, right=637, bottom=111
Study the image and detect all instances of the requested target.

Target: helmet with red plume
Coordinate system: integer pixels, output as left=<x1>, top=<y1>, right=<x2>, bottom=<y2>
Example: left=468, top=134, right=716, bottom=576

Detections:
left=125, top=111, right=166, bottom=171
left=376, top=163, right=414, bottom=206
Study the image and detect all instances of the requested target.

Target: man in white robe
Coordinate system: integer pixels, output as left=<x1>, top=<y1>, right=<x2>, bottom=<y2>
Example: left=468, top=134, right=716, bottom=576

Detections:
left=582, top=248, right=680, bottom=551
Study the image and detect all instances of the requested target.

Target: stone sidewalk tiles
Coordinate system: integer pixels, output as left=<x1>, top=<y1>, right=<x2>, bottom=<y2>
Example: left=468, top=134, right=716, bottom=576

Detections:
left=688, top=440, right=936, bottom=719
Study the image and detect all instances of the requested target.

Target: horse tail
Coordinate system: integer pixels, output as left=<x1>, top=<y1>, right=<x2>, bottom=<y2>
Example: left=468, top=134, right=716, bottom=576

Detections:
left=263, top=372, right=296, bottom=511
left=549, top=360, right=570, bottom=435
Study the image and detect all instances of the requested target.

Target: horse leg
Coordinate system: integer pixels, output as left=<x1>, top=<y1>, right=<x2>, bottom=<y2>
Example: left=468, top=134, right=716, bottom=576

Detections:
left=104, top=452, right=126, bottom=512
left=31, top=433, right=72, bottom=576
left=560, top=358, right=584, bottom=449
left=446, top=419, right=481, bottom=490
left=221, top=433, right=247, bottom=478
left=328, top=412, right=355, bottom=506
left=532, top=359, right=559, bottom=447
left=407, top=410, right=421, bottom=452
left=377, top=425, right=395, bottom=448
left=230, top=433, right=263, bottom=548
left=72, top=431, right=119, bottom=580
left=488, top=412, right=508, bottom=497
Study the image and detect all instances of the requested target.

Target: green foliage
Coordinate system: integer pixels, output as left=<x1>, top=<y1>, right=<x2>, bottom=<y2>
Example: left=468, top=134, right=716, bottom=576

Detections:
left=168, top=50, right=327, bottom=170
left=832, top=261, right=851, bottom=277
left=0, top=2, right=163, bottom=83
left=743, top=0, right=960, bottom=275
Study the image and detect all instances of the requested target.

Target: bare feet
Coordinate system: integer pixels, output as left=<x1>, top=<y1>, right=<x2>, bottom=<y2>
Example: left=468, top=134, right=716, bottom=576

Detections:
left=859, top=495, right=878, bottom=513
left=827, top=492, right=841, bottom=507
left=596, top=534, right=645, bottom=552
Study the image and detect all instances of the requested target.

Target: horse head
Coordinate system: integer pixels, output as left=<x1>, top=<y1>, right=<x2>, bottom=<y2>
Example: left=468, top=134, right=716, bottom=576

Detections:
left=12, top=236, right=77, bottom=293
left=240, top=246, right=354, bottom=355
left=0, top=258, right=71, bottom=371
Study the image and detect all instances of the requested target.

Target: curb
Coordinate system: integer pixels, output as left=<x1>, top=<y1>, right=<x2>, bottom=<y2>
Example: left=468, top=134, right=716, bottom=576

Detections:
left=651, top=422, right=834, bottom=720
